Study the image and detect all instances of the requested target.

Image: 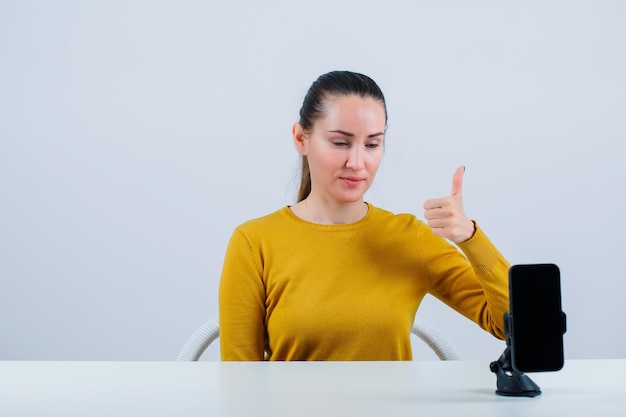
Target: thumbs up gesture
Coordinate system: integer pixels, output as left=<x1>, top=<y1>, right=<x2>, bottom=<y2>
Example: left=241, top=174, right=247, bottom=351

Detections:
left=423, top=166, right=476, bottom=244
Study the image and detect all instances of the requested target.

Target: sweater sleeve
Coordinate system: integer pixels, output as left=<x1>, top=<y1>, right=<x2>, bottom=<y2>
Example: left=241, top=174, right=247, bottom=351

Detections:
left=218, top=228, right=266, bottom=360
left=423, top=222, right=510, bottom=339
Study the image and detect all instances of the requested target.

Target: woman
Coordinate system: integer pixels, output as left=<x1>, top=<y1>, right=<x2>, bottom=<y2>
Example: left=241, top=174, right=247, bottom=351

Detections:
left=219, top=70, right=509, bottom=361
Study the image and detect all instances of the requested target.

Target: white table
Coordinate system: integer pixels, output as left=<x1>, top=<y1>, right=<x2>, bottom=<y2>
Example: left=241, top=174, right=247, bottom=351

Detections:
left=1, top=359, right=624, bottom=416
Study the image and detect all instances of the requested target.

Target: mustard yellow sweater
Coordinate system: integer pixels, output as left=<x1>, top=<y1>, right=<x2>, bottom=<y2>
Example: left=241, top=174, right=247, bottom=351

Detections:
left=219, top=203, right=510, bottom=361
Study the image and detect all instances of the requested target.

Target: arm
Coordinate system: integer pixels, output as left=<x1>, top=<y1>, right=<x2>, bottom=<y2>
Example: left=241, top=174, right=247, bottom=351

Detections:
left=218, top=228, right=266, bottom=360
left=457, top=225, right=510, bottom=337
left=424, top=223, right=510, bottom=339
left=422, top=167, right=509, bottom=338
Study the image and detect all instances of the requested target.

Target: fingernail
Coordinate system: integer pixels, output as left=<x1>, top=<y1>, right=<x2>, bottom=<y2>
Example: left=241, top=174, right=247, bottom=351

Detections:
left=462, top=165, right=466, bottom=172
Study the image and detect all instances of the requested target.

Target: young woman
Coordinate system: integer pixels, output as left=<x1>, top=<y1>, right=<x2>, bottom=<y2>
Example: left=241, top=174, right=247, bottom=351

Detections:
left=219, top=71, right=510, bottom=361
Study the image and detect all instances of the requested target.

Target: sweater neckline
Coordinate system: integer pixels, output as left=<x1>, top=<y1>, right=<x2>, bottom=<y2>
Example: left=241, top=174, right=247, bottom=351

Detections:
left=282, top=202, right=374, bottom=230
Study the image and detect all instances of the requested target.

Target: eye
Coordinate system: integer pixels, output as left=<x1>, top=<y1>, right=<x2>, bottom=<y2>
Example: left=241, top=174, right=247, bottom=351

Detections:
left=333, top=141, right=349, bottom=147
left=366, top=143, right=381, bottom=149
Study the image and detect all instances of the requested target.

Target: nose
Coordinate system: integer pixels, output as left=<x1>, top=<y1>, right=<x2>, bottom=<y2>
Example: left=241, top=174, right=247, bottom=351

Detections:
left=346, top=146, right=365, bottom=170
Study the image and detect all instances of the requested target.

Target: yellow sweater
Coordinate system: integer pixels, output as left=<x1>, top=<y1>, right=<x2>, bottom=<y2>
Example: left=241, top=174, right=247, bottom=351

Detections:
left=219, top=203, right=510, bottom=361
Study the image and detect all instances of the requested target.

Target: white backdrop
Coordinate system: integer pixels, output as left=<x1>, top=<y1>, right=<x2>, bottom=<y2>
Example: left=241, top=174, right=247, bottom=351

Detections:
left=1, top=0, right=624, bottom=361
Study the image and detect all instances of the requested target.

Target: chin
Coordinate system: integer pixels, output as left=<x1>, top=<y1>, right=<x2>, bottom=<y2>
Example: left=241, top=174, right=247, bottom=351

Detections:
left=334, top=193, right=366, bottom=204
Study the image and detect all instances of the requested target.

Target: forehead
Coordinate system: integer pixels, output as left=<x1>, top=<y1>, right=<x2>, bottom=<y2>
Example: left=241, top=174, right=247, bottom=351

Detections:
left=318, top=94, right=387, bottom=128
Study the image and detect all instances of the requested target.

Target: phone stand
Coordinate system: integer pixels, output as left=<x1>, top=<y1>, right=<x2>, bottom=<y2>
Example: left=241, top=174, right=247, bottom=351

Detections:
left=492, top=264, right=567, bottom=397
left=490, top=345, right=541, bottom=397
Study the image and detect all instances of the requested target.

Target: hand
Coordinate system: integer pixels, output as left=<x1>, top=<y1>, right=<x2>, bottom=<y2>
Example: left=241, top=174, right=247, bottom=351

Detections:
left=423, top=166, right=476, bottom=244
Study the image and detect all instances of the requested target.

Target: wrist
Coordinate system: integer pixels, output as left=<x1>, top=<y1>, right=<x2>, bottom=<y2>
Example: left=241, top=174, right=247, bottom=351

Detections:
left=456, top=220, right=476, bottom=244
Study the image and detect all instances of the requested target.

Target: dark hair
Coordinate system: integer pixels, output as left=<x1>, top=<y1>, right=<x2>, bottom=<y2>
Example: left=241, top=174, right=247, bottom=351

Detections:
left=296, top=70, right=387, bottom=202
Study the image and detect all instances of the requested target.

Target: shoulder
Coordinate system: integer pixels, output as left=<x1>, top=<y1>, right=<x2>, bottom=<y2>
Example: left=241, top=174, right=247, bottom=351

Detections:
left=238, top=207, right=289, bottom=227
left=233, top=206, right=292, bottom=234
left=230, top=206, right=312, bottom=245
left=223, top=208, right=293, bottom=253
left=367, top=203, right=429, bottom=233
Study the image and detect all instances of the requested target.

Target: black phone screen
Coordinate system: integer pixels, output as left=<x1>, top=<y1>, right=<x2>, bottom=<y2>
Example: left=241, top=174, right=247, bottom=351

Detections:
left=509, top=264, right=565, bottom=373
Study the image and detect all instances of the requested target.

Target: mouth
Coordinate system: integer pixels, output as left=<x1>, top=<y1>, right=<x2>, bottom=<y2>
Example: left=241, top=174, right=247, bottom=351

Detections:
left=340, top=177, right=365, bottom=187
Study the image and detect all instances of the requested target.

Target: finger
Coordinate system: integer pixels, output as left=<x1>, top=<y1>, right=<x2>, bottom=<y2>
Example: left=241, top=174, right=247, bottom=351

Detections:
left=423, top=195, right=455, bottom=211
left=425, top=217, right=448, bottom=228
left=424, top=206, right=455, bottom=221
left=423, top=197, right=444, bottom=211
left=451, top=165, right=465, bottom=197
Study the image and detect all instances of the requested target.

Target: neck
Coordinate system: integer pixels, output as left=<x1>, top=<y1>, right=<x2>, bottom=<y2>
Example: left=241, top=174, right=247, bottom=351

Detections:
left=291, top=198, right=368, bottom=225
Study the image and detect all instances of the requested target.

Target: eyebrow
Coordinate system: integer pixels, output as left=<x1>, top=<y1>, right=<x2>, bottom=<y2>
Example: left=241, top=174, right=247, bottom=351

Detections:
left=327, top=129, right=385, bottom=138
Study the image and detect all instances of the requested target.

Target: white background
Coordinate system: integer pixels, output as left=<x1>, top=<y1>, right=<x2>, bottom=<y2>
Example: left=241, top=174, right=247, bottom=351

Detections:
left=1, top=0, right=624, bottom=361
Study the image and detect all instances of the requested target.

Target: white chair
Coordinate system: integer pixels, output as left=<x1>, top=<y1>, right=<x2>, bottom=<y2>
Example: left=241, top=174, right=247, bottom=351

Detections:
left=177, top=314, right=461, bottom=361
left=410, top=316, right=461, bottom=361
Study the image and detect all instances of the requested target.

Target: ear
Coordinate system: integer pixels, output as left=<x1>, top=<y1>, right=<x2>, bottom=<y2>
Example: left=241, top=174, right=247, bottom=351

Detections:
left=292, top=123, right=309, bottom=156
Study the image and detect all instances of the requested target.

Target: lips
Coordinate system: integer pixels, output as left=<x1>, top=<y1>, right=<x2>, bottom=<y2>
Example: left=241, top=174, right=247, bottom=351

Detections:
left=340, top=176, right=364, bottom=187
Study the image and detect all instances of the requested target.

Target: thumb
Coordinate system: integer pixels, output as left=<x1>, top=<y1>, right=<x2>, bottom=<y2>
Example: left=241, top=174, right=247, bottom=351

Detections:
left=451, top=165, right=465, bottom=197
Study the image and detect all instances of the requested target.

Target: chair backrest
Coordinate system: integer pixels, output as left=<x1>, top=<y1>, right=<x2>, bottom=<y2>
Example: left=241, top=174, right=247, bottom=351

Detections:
left=176, top=314, right=461, bottom=361
left=177, top=315, right=220, bottom=361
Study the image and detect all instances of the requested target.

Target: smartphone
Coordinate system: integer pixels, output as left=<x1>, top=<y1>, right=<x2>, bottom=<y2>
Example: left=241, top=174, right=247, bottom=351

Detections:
left=508, top=263, right=566, bottom=373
